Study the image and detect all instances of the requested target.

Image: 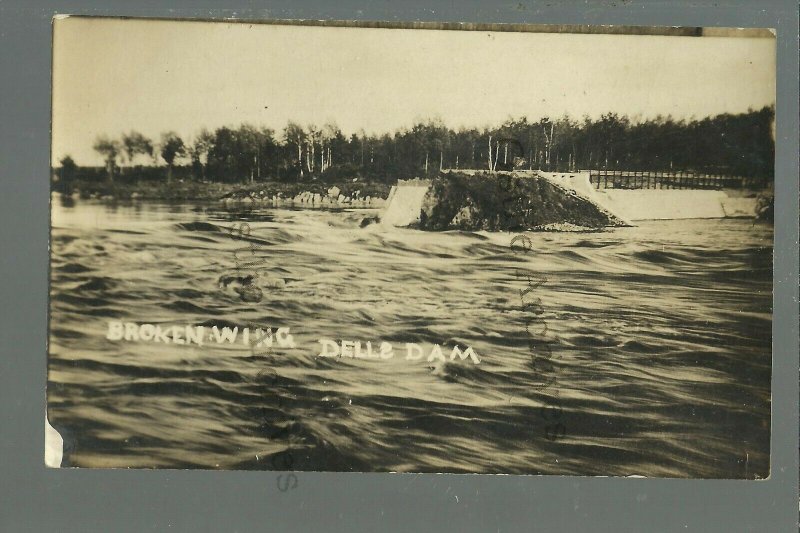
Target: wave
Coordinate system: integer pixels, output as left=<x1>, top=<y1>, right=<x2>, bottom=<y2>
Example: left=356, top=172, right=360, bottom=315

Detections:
left=55, top=262, right=93, bottom=273
left=48, top=208, right=773, bottom=476
left=76, top=277, right=116, bottom=291
left=174, top=221, right=223, bottom=232
left=52, top=292, right=114, bottom=307
left=163, top=299, right=223, bottom=314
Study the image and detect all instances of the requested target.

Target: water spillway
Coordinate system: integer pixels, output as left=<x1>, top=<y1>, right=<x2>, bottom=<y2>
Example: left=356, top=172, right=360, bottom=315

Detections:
left=596, top=189, right=758, bottom=220
left=381, top=180, right=432, bottom=227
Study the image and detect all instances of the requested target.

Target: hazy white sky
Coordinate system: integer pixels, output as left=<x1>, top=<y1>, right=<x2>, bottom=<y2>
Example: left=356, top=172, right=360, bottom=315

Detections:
left=52, top=18, right=776, bottom=165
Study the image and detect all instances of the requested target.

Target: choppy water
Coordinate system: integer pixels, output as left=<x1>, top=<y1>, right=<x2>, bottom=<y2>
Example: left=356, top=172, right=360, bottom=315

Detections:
left=48, top=195, right=773, bottom=477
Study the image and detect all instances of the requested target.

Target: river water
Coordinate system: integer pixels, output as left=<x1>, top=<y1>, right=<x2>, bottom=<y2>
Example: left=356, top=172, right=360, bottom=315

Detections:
left=48, top=196, right=773, bottom=477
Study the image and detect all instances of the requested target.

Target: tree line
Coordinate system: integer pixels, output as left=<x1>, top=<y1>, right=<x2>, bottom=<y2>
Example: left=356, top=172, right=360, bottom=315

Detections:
left=58, top=105, right=774, bottom=185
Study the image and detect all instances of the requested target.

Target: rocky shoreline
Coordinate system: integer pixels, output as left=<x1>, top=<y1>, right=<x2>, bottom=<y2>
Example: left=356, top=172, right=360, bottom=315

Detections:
left=220, top=185, right=387, bottom=208
left=57, top=179, right=392, bottom=206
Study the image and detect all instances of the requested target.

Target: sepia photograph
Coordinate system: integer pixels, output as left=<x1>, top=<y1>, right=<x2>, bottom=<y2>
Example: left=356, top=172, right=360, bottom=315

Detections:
left=47, top=17, right=775, bottom=478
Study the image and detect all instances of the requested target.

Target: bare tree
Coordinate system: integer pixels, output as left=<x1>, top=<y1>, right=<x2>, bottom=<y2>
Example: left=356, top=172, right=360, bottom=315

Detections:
left=542, top=121, right=555, bottom=169
left=358, top=128, right=366, bottom=168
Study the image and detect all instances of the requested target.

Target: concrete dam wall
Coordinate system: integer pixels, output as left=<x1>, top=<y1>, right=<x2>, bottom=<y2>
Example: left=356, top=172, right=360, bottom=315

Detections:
left=381, top=180, right=432, bottom=227
left=598, top=189, right=758, bottom=220
left=381, top=170, right=759, bottom=230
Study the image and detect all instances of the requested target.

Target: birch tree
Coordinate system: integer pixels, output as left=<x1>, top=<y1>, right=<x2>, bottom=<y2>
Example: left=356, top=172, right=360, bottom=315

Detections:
left=321, top=123, right=340, bottom=172
left=283, top=122, right=306, bottom=179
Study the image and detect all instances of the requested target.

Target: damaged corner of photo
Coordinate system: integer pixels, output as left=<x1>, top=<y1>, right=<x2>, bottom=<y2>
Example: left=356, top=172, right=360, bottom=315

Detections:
left=47, top=18, right=775, bottom=478
left=44, top=412, right=64, bottom=468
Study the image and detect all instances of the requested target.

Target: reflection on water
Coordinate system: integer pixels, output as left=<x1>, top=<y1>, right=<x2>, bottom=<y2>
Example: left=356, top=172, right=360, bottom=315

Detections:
left=48, top=195, right=773, bottom=477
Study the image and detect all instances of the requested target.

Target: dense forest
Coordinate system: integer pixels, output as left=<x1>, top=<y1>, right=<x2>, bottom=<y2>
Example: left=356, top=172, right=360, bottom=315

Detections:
left=57, top=106, right=774, bottom=186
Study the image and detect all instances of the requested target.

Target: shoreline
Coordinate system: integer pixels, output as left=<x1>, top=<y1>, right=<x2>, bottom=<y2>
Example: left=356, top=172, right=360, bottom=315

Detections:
left=55, top=179, right=393, bottom=206
left=53, top=175, right=773, bottom=223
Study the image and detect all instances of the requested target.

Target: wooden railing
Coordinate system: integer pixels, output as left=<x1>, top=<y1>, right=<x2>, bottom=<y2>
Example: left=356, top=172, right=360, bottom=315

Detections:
left=588, top=170, right=768, bottom=190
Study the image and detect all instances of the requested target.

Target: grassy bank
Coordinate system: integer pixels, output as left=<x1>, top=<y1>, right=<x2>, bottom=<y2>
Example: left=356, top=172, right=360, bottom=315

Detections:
left=58, top=179, right=393, bottom=202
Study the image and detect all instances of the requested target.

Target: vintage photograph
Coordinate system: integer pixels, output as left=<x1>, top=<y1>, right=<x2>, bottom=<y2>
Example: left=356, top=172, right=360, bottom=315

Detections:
left=48, top=18, right=775, bottom=477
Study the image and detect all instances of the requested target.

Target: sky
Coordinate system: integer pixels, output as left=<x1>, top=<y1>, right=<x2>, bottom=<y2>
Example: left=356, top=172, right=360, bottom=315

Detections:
left=52, top=18, right=776, bottom=166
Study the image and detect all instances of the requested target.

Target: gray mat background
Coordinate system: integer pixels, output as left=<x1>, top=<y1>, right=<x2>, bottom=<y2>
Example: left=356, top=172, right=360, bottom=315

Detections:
left=1, top=1, right=797, bottom=531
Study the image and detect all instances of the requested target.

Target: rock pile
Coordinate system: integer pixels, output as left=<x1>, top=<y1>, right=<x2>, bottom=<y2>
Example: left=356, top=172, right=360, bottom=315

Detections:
left=415, top=171, right=629, bottom=231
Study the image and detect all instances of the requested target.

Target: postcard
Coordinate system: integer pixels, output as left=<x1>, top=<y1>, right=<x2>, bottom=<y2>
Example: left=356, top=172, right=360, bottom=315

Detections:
left=48, top=18, right=775, bottom=477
